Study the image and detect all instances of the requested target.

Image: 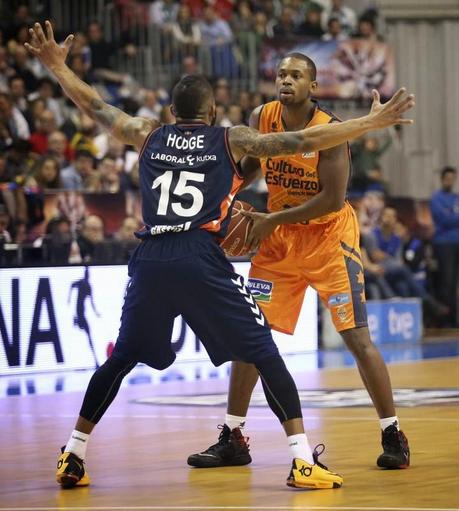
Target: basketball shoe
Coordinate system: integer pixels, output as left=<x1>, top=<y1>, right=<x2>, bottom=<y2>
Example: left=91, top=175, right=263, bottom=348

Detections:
left=286, top=445, right=343, bottom=489
left=187, top=424, right=251, bottom=468
left=56, top=447, right=91, bottom=488
left=377, top=424, right=410, bottom=469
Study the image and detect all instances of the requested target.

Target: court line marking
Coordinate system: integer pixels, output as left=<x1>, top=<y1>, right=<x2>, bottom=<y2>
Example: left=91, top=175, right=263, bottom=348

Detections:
left=1, top=414, right=459, bottom=422
left=0, top=506, right=458, bottom=511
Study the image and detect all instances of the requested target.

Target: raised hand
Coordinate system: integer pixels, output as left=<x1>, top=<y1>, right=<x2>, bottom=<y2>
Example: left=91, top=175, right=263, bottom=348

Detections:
left=24, top=21, right=74, bottom=70
left=368, top=88, right=415, bottom=129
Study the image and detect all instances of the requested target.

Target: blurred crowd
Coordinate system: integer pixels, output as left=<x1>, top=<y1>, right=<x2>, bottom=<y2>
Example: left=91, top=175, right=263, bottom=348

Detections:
left=0, top=2, right=458, bottom=327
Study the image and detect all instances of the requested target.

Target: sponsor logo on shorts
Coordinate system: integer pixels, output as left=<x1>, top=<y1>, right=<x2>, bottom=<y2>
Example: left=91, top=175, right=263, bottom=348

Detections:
left=336, top=305, right=348, bottom=323
left=328, top=293, right=351, bottom=307
left=247, top=278, right=273, bottom=303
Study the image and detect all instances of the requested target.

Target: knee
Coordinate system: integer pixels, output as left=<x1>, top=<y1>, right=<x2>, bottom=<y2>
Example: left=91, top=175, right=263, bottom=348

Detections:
left=341, top=327, right=374, bottom=360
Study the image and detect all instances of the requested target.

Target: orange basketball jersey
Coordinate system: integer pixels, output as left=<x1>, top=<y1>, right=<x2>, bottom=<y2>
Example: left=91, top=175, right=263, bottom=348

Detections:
left=258, top=100, right=344, bottom=224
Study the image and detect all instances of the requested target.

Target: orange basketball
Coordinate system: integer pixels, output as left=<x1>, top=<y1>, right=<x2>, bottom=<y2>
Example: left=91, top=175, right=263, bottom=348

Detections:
left=220, top=200, right=255, bottom=257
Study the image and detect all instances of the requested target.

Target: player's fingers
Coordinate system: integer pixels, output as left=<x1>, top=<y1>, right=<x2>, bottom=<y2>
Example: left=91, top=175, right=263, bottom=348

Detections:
left=24, top=42, right=40, bottom=56
left=396, top=118, right=414, bottom=125
left=63, top=34, right=74, bottom=51
left=45, top=20, right=54, bottom=40
left=241, top=210, right=256, bottom=219
left=33, top=22, right=47, bottom=43
left=395, top=95, right=415, bottom=112
left=371, top=89, right=380, bottom=104
left=386, top=87, right=407, bottom=106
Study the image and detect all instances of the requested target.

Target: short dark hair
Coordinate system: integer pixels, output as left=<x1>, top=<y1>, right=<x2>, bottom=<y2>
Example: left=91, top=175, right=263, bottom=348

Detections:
left=75, top=149, right=94, bottom=161
left=172, top=75, right=214, bottom=119
left=441, top=166, right=457, bottom=179
left=280, top=52, right=317, bottom=80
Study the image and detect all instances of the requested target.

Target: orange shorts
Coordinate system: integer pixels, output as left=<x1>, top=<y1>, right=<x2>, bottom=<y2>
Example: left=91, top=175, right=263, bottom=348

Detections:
left=248, top=202, right=367, bottom=334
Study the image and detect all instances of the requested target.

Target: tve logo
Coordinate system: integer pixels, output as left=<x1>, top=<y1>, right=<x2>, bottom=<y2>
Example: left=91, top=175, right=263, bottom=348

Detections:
left=366, top=299, right=422, bottom=344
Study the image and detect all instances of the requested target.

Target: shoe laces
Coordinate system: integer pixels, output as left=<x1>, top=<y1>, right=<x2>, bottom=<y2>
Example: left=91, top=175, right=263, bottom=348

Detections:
left=382, top=425, right=405, bottom=453
left=230, top=426, right=250, bottom=451
left=312, top=443, right=328, bottom=469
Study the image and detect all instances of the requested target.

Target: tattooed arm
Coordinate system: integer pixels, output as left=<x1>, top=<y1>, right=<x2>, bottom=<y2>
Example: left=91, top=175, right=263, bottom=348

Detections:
left=228, top=88, right=415, bottom=162
left=25, top=21, right=157, bottom=151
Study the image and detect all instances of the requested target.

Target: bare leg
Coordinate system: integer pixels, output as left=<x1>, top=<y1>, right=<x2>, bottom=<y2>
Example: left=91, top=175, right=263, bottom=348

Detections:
left=227, top=360, right=259, bottom=416
left=74, top=416, right=96, bottom=435
left=341, top=326, right=396, bottom=418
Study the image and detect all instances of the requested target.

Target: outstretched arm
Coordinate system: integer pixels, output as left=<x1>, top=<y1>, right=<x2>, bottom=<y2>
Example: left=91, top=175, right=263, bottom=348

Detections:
left=228, top=88, right=415, bottom=162
left=25, top=22, right=158, bottom=151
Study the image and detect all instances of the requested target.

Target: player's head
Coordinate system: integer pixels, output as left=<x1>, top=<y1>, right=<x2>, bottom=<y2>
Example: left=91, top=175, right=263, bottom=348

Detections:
left=171, top=75, right=216, bottom=125
left=440, top=166, right=457, bottom=192
left=276, top=53, right=318, bottom=106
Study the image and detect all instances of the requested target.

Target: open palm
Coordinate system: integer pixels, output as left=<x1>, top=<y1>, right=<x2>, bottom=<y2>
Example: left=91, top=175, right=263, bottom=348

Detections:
left=25, top=21, right=73, bottom=70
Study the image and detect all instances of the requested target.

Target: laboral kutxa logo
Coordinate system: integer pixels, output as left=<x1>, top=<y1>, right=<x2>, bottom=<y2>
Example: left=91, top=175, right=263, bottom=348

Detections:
left=247, top=278, right=273, bottom=303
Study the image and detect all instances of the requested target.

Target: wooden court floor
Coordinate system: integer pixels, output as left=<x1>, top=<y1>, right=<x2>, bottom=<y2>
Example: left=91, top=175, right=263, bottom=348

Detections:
left=0, top=357, right=458, bottom=511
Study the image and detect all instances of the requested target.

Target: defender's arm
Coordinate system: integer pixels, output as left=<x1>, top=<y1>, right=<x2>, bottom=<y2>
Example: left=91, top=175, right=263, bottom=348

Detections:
left=228, top=88, right=414, bottom=162
left=25, top=21, right=158, bottom=151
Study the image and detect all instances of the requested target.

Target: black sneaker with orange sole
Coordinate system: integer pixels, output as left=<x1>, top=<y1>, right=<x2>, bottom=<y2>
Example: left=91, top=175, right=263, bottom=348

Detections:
left=187, top=424, right=251, bottom=468
left=377, top=425, right=410, bottom=469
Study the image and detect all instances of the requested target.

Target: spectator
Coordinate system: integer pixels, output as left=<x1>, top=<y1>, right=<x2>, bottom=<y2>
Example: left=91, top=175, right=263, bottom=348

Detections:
left=227, top=104, right=243, bottom=127
left=321, top=0, right=357, bottom=36
left=99, top=154, right=121, bottom=193
left=70, top=113, right=98, bottom=156
left=26, top=156, right=62, bottom=190
left=271, top=7, right=297, bottom=38
left=296, top=6, right=325, bottom=38
left=170, top=4, right=201, bottom=49
left=322, top=17, right=348, bottom=42
left=199, top=6, right=233, bottom=46
left=430, top=166, right=459, bottom=327
left=136, top=89, right=162, bottom=121
left=366, top=207, right=448, bottom=317
left=8, top=75, right=28, bottom=116
left=61, top=150, right=96, bottom=191
left=214, top=78, right=232, bottom=106
left=29, top=109, right=57, bottom=155
left=76, top=214, right=110, bottom=263
left=150, top=0, right=179, bottom=26
left=253, top=11, right=268, bottom=41
left=43, top=216, right=73, bottom=264
left=0, top=204, right=12, bottom=242
left=86, top=21, right=116, bottom=73
left=28, top=97, right=46, bottom=132
left=355, top=16, right=381, bottom=42
left=351, top=134, right=392, bottom=193
left=11, top=44, right=38, bottom=92
left=360, top=243, right=395, bottom=300
left=0, top=46, right=15, bottom=91
left=47, top=130, right=72, bottom=168
left=0, top=91, right=30, bottom=141
left=33, top=77, right=64, bottom=127
left=115, top=216, right=141, bottom=241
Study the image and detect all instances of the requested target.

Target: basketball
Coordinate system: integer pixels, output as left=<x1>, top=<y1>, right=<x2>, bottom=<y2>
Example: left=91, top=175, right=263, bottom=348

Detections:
left=220, top=200, right=255, bottom=257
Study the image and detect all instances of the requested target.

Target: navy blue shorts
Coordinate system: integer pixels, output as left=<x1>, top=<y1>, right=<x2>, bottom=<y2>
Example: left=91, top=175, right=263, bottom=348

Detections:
left=113, top=230, right=279, bottom=370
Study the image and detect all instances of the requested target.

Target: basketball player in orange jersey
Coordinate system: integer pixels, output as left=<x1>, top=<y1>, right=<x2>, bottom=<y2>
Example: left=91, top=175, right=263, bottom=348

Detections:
left=188, top=53, right=410, bottom=470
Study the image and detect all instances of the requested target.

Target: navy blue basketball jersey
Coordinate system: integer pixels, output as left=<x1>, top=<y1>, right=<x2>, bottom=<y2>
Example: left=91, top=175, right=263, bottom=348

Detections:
left=138, top=123, right=243, bottom=238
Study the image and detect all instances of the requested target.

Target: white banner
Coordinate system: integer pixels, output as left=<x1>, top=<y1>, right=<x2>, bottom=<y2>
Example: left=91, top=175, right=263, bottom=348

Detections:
left=0, top=264, right=317, bottom=375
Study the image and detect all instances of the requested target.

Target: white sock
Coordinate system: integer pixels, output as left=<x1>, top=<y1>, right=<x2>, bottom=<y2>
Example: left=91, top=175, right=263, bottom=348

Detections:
left=380, top=416, right=400, bottom=431
left=65, top=430, right=90, bottom=460
left=225, top=413, right=246, bottom=431
left=287, top=433, right=314, bottom=464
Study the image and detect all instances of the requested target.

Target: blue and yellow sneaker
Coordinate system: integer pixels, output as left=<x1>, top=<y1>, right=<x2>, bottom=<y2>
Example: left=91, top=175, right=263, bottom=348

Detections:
left=286, top=444, right=343, bottom=489
left=56, top=448, right=90, bottom=488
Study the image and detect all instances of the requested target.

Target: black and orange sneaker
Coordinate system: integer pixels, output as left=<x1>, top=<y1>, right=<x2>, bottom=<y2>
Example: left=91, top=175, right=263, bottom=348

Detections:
left=286, top=445, right=343, bottom=490
left=56, top=447, right=90, bottom=488
left=187, top=424, right=251, bottom=468
left=377, top=425, right=410, bottom=469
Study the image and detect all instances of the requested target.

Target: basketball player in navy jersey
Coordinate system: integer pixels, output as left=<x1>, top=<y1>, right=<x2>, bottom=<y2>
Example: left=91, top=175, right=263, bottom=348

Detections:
left=25, top=22, right=414, bottom=490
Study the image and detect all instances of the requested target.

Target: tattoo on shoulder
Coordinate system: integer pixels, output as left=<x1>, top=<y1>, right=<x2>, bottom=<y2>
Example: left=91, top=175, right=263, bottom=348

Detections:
left=230, top=125, right=304, bottom=158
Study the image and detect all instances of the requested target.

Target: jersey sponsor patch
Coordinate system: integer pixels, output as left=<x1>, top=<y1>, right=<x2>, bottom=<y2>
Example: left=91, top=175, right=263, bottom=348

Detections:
left=302, top=151, right=316, bottom=158
left=328, top=293, right=351, bottom=307
left=247, top=278, right=273, bottom=303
